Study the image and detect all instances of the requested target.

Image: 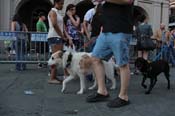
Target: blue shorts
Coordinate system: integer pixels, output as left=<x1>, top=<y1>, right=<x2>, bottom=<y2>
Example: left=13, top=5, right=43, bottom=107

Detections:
left=48, top=37, right=63, bottom=46
left=92, top=33, right=131, bottom=66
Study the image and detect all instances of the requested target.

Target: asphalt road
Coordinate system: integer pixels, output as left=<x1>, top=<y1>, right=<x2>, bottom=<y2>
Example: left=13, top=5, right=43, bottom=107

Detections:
left=0, top=64, right=175, bottom=116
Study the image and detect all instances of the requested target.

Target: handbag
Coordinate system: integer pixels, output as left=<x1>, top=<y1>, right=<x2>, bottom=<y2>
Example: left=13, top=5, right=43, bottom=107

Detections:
left=136, top=25, right=156, bottom=51
left=138, top=35, right=156, bottom=51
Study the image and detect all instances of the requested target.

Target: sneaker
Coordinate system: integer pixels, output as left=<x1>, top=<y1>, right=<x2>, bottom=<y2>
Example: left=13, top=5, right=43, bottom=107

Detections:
left=107, top=97, right=130, bottom=108
left=86, top=92, right=110, bottom=103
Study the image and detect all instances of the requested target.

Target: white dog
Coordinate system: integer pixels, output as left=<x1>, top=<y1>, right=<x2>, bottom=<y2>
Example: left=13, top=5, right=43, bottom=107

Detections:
left=48, top=50, right=116, bottom=94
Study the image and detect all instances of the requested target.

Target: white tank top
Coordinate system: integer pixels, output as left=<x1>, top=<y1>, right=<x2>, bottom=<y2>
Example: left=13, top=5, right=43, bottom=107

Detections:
left=47, top=8, right=63, bottom=39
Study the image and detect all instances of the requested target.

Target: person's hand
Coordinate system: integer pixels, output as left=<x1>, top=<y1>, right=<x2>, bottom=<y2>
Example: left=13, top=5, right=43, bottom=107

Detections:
left=86, top=34, right=91, bottom=40
left=68, top=38, right=74, bottom=47
left=63, top=37, right=68, bottom=41
left=66, top=10, right=72, bottom=17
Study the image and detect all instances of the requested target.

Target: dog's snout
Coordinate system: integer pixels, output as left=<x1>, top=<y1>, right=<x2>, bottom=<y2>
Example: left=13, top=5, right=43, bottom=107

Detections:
left=52, top=57, right=54, bottom=60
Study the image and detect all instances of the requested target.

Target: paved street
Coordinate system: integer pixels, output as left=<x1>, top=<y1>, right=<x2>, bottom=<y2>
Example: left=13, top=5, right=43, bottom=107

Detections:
left=0, top=64, right=175, bottom=116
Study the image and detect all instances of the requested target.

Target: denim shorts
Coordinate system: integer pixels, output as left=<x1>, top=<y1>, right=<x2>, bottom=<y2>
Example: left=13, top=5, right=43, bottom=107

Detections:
left=92, top=33, right=132, bottom=66
left=48, top=37, right=63, bottom=46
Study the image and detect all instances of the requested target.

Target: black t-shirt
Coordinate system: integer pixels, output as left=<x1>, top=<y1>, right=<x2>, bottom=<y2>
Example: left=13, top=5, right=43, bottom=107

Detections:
left=102, top=2, right=133, bottom=34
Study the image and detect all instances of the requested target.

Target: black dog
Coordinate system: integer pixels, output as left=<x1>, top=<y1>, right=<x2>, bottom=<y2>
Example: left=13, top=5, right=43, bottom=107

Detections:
left=135, top=57, right=170, bottom=94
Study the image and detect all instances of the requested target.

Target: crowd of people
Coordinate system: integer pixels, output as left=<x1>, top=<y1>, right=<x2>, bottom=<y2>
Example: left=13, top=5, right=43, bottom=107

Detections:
left=135, top=15, right=175, bottom=67
left=46, top=0, right=133, bottom=108
left=6, top=0, right=175, bottom=108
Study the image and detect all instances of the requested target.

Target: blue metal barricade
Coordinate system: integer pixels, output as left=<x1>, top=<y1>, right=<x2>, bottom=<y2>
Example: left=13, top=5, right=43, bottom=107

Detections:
left=0, top=31, right=137, bottom=65
left=0, top=31, right=48, bottom=64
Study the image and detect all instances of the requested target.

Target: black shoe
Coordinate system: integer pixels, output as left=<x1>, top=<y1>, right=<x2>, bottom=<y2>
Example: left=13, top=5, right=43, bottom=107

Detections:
left=107, top=97, right=130, bottom=108
left=86, top=92, right=110, bottom=103
left=38, top=63, right=42, bottom=68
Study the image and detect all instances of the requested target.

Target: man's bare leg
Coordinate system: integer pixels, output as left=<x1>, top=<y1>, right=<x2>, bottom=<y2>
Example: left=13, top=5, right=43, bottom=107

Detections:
left=118, top=64, right=130, bottom=101
left=107, top=64, right=130, bottom=108
left=91, top=57, right=108, bottom=95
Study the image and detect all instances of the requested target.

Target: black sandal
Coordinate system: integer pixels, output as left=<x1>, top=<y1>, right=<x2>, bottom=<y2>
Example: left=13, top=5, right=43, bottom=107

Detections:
left=107, top=97, right=130, bottom=108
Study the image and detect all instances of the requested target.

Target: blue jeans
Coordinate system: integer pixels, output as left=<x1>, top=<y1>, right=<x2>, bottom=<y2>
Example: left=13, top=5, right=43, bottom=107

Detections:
left=92, top=33, right=131, bottom=66
left=162, top=44, right=169, bottom=61
left=155, top=44, right=168, bottom=61
left=168, top=44, right=175, bottom=65
left=15, top=39, right=26, bottom=71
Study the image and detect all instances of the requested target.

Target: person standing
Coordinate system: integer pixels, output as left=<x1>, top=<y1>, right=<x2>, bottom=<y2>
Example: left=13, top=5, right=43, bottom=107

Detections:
left=37, top=12, right=47, bottom=32
left=63, top=4, right=80, bottom=50
left=47, top=0, right=67, bottom=84
left=11, top=14, right=28, bottom=71
left=154, top=23, right=170, bottom=61
left=82, top=0, right=103, bottom=40
left=168, top=29, right=175, bottom=66
left=36, top=12, right=47, bottom=68
left=136, top=15, right=153, bottom=60
left=83, top=7, right=95, bottom=40
left=82, top=0, right=104, bottom=52
left=86, top=0, right=134, bottom=108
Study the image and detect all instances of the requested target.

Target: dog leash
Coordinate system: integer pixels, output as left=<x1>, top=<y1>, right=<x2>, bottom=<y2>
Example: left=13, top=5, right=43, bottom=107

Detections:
left=78, top=37, right=98, bottom=51
left=153, top=45, right=167, bottom=61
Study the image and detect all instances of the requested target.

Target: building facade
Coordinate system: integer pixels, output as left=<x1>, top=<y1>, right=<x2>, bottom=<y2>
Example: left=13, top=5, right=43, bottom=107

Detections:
left=0, top=0, right=170, bottom=32
left=169, top=0, right=175, bottom=26
left=170, top=0, right=175, bottom=9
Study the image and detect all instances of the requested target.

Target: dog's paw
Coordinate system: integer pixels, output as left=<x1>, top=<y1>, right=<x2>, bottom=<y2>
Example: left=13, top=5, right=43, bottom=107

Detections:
left=61, top=88, right=66, bottom=93
left=167, top=86, right=170, bottom=90
left=145, top=91, right=150, bottom=94
left=142, top=85, right=147, bottom=89
left=77, top=90, right=84, bottom=95
left=88, top=86, right=95, bottom=90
